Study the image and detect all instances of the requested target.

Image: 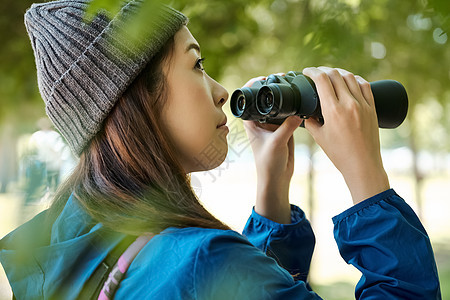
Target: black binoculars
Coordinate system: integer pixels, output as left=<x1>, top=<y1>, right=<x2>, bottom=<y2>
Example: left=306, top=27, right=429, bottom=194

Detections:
left=230, top=71, right=408, bottom=128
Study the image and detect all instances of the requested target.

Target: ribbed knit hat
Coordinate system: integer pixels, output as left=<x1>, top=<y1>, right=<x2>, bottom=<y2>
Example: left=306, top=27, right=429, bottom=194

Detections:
left=24, top=0, right=187, bottom=156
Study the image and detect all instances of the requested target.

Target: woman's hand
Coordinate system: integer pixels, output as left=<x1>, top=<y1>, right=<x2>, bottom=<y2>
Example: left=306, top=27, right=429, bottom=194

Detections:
left=302, top=67, right=390, bottom=204
left=242, top=76, right=302, bottom=224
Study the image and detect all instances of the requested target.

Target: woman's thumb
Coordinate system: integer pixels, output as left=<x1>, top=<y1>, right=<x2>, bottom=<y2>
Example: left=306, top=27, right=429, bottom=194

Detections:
left=273, top=116, right=302, bottom=145
left=304, top=117, right=322, bottom=137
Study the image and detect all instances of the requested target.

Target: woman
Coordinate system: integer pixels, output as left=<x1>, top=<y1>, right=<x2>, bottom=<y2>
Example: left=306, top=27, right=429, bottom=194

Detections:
left=0, top=0, right=441, bottom=299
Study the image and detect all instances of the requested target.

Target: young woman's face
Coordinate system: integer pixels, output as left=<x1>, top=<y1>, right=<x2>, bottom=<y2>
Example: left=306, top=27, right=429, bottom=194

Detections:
left=162, top=26, right=229, bottom=173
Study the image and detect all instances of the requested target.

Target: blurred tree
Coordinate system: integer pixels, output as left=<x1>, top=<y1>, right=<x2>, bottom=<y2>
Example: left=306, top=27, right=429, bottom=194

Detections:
left=0, top=0, right=43, bottom=195
left=0, top=0, right=44, bottom=129
left=0, top=0, right=448, bottom=213
left=168, top=0, right=449, bottom=217
left=0, top=0, right=448, bottom=297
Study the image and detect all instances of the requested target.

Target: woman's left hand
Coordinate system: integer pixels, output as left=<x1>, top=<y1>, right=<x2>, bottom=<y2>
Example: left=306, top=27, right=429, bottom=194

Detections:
left=302, top=67, right=390, bottom=204
left=242, top=76, right=302, bottom=224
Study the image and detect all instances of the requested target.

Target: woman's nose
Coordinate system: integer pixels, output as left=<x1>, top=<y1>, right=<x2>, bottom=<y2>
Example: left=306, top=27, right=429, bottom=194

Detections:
left=211, top=77, right=229, bottom=107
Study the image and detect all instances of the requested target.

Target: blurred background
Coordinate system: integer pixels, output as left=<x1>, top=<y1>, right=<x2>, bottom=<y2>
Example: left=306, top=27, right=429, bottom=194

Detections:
left=0, top=0, right=449, bottom=298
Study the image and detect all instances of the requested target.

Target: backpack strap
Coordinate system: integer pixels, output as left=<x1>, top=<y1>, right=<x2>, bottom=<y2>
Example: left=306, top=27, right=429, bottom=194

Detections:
left=77, top=235, right=137, bottom=300
left=98, top=234, right=153, bottom=299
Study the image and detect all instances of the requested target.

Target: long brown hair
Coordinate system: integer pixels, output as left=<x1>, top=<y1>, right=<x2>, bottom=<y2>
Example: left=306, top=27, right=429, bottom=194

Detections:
left=48, top=36, right=230, bottom=235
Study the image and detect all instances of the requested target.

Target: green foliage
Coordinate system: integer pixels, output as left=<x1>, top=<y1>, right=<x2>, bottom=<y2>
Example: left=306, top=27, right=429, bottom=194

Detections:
left=83, top=0, right=124, bottom=22
left=168, top=0, right=449, bottom=150
left=85, top=0, right=167, bottom=54
left=0, top=0, right=449, bottom=295
left=0, top=0, right=45, bottom=131
left=0, top=0, right=449, bottom=149
left=426, top=0, right=450, bottom=33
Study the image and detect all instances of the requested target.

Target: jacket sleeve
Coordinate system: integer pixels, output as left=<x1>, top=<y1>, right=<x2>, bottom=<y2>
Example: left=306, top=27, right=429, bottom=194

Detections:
left=333, top=189, right=441, bottom=299
left=194, top=229, right=321, bottom=300
left=242, top=204, right=315, bottom=282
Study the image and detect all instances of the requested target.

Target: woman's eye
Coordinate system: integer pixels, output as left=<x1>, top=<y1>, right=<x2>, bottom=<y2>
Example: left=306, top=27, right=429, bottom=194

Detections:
left=195, top=57, right=205, bottom=71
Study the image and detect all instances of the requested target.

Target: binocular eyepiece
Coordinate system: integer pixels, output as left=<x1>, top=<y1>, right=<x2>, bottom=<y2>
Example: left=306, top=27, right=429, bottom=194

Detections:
left=230, top=71, right=408, bottom=128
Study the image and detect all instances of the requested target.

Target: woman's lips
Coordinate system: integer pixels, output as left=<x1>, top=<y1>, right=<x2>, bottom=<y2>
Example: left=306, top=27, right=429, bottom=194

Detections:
left=217, top=119, right=229, bottom=133
left=217, top=117, right=227, bottom=128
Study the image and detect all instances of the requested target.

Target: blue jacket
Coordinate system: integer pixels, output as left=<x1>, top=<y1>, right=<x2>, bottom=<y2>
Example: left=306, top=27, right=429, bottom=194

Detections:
left=0, top=189, right=441, bottom=299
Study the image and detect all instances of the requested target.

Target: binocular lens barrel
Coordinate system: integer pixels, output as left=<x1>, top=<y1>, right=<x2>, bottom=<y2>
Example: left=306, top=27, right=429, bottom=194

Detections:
left=257, top=87, right=275, bottom=115
left=230, top=86, right=261, bottom=119
left=370, top=80, right=408, bottom=128
left=237, top=95, right=246, bottom=112
left=256, top=84, right=298, bottom=118
left=230, top=90, right=246, bottom=117
left=230, top=73, right=408, bottom=129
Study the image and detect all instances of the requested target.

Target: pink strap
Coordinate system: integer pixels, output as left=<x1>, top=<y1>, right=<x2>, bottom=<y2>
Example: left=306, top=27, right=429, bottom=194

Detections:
left=98, top=234, right=153, bottom=300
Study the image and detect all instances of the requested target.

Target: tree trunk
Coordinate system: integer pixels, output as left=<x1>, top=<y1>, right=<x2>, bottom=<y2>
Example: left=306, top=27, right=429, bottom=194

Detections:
left=307, top=135, right=316, bottom=224
left=408, top=109, right=424, bottom=220
left=0, top=123, right=18, bottom=193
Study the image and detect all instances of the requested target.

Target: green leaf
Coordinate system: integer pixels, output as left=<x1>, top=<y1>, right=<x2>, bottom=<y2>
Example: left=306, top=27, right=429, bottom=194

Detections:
left=83, top=0, right=124, bottom=23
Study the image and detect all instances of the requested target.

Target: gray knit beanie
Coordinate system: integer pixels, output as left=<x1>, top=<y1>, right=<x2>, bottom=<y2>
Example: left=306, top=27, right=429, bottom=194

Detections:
left=24, top=0, right=187, bottom=156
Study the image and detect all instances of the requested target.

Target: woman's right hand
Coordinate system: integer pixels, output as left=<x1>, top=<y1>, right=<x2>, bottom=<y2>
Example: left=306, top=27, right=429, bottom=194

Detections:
left=302, top=67, right=390, bottom=205
left=242, top=75, right=302, bottom=224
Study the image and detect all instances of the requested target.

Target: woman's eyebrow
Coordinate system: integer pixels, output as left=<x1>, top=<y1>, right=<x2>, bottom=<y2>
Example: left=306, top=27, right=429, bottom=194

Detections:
left=185, top=43, right=201, bottom=54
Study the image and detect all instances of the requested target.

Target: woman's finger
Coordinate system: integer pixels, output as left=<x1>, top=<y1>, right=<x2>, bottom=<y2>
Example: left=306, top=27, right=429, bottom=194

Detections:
left=303, top=116, right=322, bottom=138
left=272, top=116, right=302, bottom=146
left=243, top=76, right=266, bottom=88
left=316, top=66, right=352, bottom=103
left=243, top=119, right=257, bottom=131
left=335, top=68, right=365, bottom=104
left=302, top=67, right=338, bottom=115
left=244, top=119, right=279, bottom=133
left=355, top=75, right=375, bottom=107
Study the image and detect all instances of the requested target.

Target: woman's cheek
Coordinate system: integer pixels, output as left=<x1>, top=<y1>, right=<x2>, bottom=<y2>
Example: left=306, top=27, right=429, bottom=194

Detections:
left=189, top=129, right=228, bottom=172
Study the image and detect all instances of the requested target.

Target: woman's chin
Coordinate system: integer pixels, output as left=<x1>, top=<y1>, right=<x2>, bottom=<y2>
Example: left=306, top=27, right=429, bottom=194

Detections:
left=190, top=150, right=228, bottom=173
